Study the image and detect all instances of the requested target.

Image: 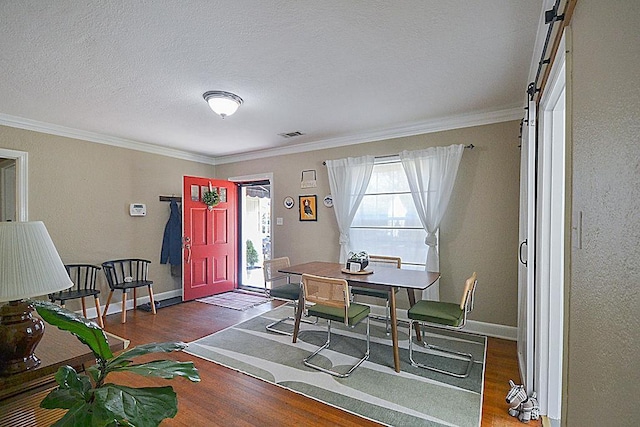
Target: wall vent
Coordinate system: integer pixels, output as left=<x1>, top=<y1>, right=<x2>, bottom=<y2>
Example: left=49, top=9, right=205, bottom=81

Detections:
left=278, top=131, right=305, bottom=138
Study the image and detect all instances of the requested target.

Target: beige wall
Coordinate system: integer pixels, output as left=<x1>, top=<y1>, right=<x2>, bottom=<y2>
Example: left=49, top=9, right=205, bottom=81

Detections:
left=0, top=125, right=214, bottom=311
left=217, top=120, right=521, bottom=327
left=566, top=1, right=640, bottom=424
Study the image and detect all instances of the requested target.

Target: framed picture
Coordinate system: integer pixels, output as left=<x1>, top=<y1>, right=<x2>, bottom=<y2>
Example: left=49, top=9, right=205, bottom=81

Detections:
left=299, top=195, right=317, bottom=221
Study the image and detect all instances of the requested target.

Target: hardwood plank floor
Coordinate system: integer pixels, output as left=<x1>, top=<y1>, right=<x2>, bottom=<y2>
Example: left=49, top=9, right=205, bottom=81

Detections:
left=102, top=300, right=540, bottom=427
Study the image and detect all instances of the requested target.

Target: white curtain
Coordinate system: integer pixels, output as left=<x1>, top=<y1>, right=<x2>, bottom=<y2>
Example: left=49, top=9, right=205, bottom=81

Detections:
left=400, top=144, right=464, bottom=300
left=326, top=155, right=375, bottom=263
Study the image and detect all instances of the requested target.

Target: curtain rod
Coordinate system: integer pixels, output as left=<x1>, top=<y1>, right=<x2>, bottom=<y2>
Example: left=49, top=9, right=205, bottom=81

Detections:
left=322, top=144, right=474, bottom=165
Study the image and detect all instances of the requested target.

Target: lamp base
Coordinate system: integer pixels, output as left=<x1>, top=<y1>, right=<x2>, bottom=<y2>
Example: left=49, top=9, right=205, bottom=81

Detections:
left=0, top=300, right=45, bottom=376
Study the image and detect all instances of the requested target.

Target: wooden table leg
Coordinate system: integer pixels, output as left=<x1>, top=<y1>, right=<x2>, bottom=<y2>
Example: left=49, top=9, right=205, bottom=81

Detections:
left=407, top=289, right=422, bottom=342
left=389, top=286, right=400, bottom=372
left=292, top=287, right=304, bottom=343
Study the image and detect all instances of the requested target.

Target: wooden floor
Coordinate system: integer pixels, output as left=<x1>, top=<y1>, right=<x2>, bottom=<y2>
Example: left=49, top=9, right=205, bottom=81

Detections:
left=102, top=300, right=540, bottom=427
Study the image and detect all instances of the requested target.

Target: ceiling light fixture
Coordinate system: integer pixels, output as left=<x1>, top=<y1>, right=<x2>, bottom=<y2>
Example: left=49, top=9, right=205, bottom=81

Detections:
left=203, top=91, right=243, bottom=119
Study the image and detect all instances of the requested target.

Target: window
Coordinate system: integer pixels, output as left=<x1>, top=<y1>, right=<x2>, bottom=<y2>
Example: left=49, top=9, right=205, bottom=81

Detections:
left=350, top=160, right=427, bottom=268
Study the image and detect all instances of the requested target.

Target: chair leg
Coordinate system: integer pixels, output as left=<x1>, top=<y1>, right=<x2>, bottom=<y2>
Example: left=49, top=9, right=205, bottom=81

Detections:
left=266, top=300, right=316, bottom=336
left=148, top=285, right=157, bottom=315
left=133, top=288, right=137, bottom=310
left=303, top=316, right=370, bottom=378
left=94, top=296, right=104, bottom=328
left=121, top=291, right=127, bottom=323
left=81, top=297, right=87, bottom=319
left=385, top=298, right=390, bottom=335
left=408, top=320, right=474, bottom=378
left=104, top=290, right=114, bottom=321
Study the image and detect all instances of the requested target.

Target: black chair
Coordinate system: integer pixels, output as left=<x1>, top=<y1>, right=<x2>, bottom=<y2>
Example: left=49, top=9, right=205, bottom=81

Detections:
left=350, top=255, right=401, bottom=335
left=102, top=258, right=156, bottom=324
left=49, top=264, right=104, bottom=328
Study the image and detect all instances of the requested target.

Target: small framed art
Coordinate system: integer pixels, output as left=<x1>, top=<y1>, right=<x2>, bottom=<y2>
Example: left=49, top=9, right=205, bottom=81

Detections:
left=299, top=195, right=317, bottom=221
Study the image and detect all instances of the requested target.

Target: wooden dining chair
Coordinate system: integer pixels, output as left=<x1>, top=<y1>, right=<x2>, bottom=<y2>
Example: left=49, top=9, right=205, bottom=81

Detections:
left=49, top=264, right=104, bottom=328
left=301, top=273, right=370, bottom=378
left=351, top=255, right=401, bottom=335
left=264, top=257, right=301, bottom=335
left=102, top=258, right=156, bottom=324
left=407, top=272, right=478, bottom=378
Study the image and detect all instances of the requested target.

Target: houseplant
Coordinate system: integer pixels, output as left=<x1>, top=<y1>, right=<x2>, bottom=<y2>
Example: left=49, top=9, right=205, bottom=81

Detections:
left=33, top=301, right=200, bottom=427
left=246, top=239, right=259, bottom=268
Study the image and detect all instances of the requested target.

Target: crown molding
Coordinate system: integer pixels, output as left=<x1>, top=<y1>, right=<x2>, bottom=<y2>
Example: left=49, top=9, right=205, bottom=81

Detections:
left=213, top=106, right=523, bottom=165
left=0, top=106, right=522, bottom=167
left=0, top=113, right=216, bottom=165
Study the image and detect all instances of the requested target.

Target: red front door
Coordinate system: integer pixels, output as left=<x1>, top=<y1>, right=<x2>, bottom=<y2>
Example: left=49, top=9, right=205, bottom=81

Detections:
left=183, top=176, right=237, bottom=301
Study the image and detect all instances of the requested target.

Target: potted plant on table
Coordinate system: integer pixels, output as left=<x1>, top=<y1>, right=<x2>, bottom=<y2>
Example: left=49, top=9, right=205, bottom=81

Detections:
left=33, top=301, right=200, bottom=427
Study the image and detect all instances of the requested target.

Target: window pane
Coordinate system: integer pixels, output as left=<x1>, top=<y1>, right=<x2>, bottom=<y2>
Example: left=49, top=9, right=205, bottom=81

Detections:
left=352, top=193, right=422, bottom=227
left=350, top=228, right=426, bottom=265
left=366, top=162, right=410, bottom=193
left=349, top=161, right=429, bottom=267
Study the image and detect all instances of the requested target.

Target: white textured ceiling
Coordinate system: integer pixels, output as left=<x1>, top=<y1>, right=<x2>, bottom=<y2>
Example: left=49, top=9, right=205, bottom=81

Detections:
left=0, top=1, right=542, bottom=160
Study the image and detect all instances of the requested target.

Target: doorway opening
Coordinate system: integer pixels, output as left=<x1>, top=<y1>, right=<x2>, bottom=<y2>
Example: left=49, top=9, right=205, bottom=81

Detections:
left=237, top=180, right=271, bottom=290
left=0, top=148, right=28, bottom=222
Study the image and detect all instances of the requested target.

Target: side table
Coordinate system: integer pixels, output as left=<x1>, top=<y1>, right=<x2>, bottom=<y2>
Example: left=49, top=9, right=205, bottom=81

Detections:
left=0, top=324, right=127, bottom=427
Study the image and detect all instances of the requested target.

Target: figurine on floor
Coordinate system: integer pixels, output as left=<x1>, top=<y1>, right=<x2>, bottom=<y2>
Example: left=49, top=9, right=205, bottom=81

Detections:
left=506, top=380, right=540, bottom=423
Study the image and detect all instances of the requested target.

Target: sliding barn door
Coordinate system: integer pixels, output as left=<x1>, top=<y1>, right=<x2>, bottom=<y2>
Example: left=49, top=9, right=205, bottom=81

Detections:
left=517, top=99, right=536, bottom=394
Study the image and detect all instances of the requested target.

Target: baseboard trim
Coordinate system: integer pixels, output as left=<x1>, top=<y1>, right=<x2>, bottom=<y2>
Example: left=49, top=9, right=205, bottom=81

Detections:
left=80, top=289, right=182, bottom=320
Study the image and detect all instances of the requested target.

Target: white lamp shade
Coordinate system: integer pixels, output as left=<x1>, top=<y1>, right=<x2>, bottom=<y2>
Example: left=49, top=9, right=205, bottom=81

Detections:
left=0, top=221, right=73, bottom=302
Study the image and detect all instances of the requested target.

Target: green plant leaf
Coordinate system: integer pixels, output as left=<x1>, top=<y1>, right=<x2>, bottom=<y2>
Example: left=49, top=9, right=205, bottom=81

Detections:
left=33, top=300, right=113, bottom=360
left=106, top=342, right=186, bottom=371
left=50, top=402, right=96, bottom=427
left=93, top=384, right=178, bottom=427
left=41, top=366, right=92, bottom=410
left=112, top=360, right=200, bottom=382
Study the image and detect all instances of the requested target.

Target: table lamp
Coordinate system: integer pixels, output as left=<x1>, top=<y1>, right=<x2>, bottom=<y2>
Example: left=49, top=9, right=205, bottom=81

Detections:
left=0, top=221, right=73, bottom=376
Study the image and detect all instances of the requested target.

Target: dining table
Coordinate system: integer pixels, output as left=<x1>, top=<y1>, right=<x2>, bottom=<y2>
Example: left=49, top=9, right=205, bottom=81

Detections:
left=279, top=261, right=440, bottom=373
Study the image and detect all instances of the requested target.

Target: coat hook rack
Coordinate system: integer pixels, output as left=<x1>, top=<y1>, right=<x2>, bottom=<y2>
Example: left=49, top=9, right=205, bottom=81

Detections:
left=159, top=195, right=182, bottom=202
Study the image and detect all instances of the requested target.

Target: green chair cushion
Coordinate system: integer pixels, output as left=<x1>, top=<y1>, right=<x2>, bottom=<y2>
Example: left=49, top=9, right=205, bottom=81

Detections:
left=408, top=300, right=464, bottom=327
left=270, top=283, right=300, bottom=301
left=308, top=302, right=370, bottom=326
left=351, top=286, right=397, bottom=299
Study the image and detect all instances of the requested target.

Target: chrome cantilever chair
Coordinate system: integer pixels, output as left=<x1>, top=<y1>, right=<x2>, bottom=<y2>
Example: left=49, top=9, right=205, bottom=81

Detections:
left=263, top=257, right=302, bottom=335
left=301, top=273, right=370, bottom=378
left=49, top=264, right=104, bottom=328
left=351, top=255, right=401, bottom=334
left=407, top=272, right=478, bottom=378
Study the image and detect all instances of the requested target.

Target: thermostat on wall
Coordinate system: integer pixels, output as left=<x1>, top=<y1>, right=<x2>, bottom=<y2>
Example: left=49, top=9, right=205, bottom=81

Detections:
left=129, top=203, right=147, bottom=216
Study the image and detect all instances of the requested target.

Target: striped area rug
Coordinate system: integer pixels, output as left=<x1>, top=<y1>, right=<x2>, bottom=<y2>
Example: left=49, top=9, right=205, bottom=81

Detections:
left=196, top=290, right=271, bottom=311
left=185, top=304, right=486, bottom=426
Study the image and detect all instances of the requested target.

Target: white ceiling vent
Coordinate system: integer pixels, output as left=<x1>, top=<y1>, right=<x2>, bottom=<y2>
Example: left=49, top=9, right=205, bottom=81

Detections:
left=278, top=131, right=305, bottom=138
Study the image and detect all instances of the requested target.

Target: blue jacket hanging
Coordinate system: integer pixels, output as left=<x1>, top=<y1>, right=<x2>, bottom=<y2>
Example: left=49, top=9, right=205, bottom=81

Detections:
left=160, top=200, right=182, bottom=266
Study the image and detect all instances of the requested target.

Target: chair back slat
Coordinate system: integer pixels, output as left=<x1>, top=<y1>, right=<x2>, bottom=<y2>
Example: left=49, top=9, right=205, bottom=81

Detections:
left=49, top=264, right=101, bottom=300
left=101, top=259, right=151, bottom=290
left=368, top=255, right=402, bottom=269
left=302, top=274, right=349, bottom=313
left=460, top=272, right=478, bottom=311
left=263, top=257, right=292, bottom=287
